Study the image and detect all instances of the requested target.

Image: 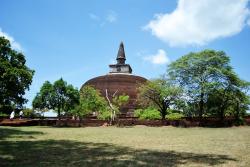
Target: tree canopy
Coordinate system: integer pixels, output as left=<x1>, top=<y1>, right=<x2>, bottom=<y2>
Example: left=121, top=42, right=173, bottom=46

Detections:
left=137, top=78, right=182, bottom=120
left=0, top=36, right=34, bottom=114
left=168, top=49, right=249, bottom=119
left=32, top=78, right=79, bottom=119
left=76, top=85, right=107, bottom=118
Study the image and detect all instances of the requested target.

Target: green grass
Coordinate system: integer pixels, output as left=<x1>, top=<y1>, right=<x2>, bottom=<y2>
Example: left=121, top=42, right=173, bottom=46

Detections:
left=0, top=126, right=250, bottom=167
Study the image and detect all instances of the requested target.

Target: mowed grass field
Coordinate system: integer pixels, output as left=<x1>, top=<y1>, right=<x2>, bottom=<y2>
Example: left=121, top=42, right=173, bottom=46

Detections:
left=0, top=126, right=250, bottom=167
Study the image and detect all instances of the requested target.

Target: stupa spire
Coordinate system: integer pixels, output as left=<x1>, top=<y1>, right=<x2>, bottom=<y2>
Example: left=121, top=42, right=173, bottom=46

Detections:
left=116, top=42, right=126, bottom=64
left=109, top=42, right=132, bottom=74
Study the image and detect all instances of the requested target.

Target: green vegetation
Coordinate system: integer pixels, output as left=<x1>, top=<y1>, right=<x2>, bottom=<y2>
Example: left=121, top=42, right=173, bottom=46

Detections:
left=168, top=49, right=250, bottom=119
left=0, top=37, right=34, bottom=114
left=137, top=79, right=182, bottom=120
left=0, top=126, right=250, bottom=167
left=134, top=108, right=161, bottom=120
left=32, top=78, right=79, bottom=119
left=137, top=50, right=249, bottom=123
left=22, top=108, right=41, bottom=118
left=166, top=113, right=184, bottom=120
left=74, top=86, right=129, bottom=124
left=73, top=85, right=106, bottom=124
left=1, top=37, right=248, bottom=124
left=101, top=93, right=129, bottom=123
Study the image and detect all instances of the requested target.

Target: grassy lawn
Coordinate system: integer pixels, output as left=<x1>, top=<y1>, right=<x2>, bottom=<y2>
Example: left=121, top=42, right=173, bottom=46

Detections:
left=0, top=126, right=250, bottom=167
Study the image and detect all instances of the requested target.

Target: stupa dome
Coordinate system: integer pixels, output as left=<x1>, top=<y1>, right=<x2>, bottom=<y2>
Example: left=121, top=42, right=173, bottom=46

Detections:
left=82, top=42, right=147, bottom=114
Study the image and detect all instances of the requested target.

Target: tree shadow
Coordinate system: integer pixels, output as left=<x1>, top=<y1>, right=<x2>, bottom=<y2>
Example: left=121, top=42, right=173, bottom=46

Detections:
left=0, top=139, right=237, bottom=167
left=0, top=127, right=44, bottom=140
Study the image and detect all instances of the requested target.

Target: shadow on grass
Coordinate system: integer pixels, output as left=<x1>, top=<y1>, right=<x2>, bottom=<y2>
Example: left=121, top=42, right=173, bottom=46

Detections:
left=0, top=127, right=44, bottom=140
left=0, top=128, right=237, bottom=167
left=0, top=141, right=237, bottom=167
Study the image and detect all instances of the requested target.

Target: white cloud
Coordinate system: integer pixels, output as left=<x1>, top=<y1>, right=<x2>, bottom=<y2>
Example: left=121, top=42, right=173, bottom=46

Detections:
left=143, top=49, right=170, bottom=65
left=106, top=11, right=117, bottom=23
left=89, top=13, right=100, bottom=21
left=145, top=0, right=250, bottom=46
left=0, top=28, right=22, bottom=51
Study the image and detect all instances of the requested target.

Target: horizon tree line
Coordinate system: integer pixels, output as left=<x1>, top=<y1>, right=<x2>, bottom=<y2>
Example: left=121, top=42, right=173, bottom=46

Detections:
left=1, top=36, right=249, bottom=124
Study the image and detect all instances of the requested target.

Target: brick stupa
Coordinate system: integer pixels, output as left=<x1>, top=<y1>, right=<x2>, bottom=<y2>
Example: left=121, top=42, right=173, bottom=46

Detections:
left=82, top=42, right=147, bottom=114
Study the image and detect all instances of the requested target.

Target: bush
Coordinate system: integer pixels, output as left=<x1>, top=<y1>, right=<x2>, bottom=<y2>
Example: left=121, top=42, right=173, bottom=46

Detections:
left=135, top=108, right=161, bottom=120
left=97, top=109, right=111, bottom=120
left=0, top=112, right=8, bottom=117
left=234, top=117, right=245, bottom=126
left=134, top=109, right=143, bottom=117
left=166, top=113, right=184, bottom=120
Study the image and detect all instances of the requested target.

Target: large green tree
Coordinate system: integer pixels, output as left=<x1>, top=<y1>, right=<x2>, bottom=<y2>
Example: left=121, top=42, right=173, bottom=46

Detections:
left=207, top=79, right=250, bottom=121
left=0, top=36, right=34, bottom=114
left=137, top=78, right=182, bottom=120
left=32, top=78, right=79, bottom=119
left=168, top=49, right=249, bottom=119
left=76, top=85, right=107, bottom=118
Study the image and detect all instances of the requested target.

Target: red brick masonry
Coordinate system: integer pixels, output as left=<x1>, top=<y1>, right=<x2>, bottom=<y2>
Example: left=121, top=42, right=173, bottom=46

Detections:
left=82, top=74, right=147, bottom=113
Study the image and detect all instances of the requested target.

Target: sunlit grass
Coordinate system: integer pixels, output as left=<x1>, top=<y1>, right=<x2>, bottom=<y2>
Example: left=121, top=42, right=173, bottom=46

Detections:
left=0, top=126, right=249, bottom=166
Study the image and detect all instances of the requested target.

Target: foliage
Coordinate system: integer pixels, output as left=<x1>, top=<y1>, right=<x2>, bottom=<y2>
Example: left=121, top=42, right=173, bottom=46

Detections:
left=32, top=81, right=53, bottom=113
left=137, top=78, right=182, bottom=120
left=76, top=85, right=107, bottom=120
left=98, top=93, right=129, bottom=122
left=0, top=112, right=8, bottom=117
left=168, top=49, right=249, bottom=119
left=0, top=37, right=34, bottom=114
left=134, top=107, right=161, bottom=120
left=97, top=107, right=111, bottom=120
left=112, top=94, right=129, bottom=108
left=22, top=108, right=41, bottom=118
left=229, top=87, right=250, bottom=125
left=134, top=109, right=143, bottom=117
left=32, top=78, right=79, bottom=119
left=166, top=113, right=184, bottom=121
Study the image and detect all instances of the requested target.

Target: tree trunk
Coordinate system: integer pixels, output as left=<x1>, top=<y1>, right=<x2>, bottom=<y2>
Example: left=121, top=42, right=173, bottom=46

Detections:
left=105, top=89, right=116, bottom=125
left=58, top=107, right=61, bottom=120
left=219, top=107, right=225, bottom=121
left=161, top=111, right=166, bottom=120
left=79, top=117, right=82, bottom=127
left=199, top=92, right=204, bottom=119
left=235, top=102, right=240, bottom=121
left=161, top=101, right=167, bottom=120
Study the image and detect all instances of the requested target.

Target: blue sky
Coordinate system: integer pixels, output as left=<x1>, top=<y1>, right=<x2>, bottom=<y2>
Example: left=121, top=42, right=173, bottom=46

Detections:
left=0, top=0, right=250, bottom=108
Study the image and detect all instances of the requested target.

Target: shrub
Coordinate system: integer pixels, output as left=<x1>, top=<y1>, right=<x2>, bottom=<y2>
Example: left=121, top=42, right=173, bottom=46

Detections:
left=233, top=117, right=245, bottom=126
left=97, top=109, right=111, bottom=120
left=166, top=113, right=184, bottom=120
left=135, top=108, right=161, bottom=120
left=134, top=109, right=143, bottom=117
left=0, top=112, right=8, bottom=117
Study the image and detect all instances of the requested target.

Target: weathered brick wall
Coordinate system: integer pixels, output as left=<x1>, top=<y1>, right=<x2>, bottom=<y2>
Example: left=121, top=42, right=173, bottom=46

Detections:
left=82, top=74, right=147, bottom=113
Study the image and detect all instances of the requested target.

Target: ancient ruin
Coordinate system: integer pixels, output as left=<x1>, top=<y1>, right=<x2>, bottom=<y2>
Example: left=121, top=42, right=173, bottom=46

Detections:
left=82, top=42, right=147, bottom=115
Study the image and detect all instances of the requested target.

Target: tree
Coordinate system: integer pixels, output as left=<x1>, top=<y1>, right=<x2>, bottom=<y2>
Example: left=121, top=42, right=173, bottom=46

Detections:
left=52, top=79, right=79, bottom=118
left=0, top=36, right=34, bottom=114
left=32, top=78, right=79, bottom=119
left=22, top=107, right=41, bottom=118
left=77, top=85, right=107, bottom=119
left=168, top=50, right=236, bottom=118
left=137, top=78, right=182, bottom=120
left=101, top=90, right=129, bottom=124
left=207, top=79, right=250, bottom=122
left=231, top=88, right=250, bottom=125
left=32, top=81, right=54, bottom=113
